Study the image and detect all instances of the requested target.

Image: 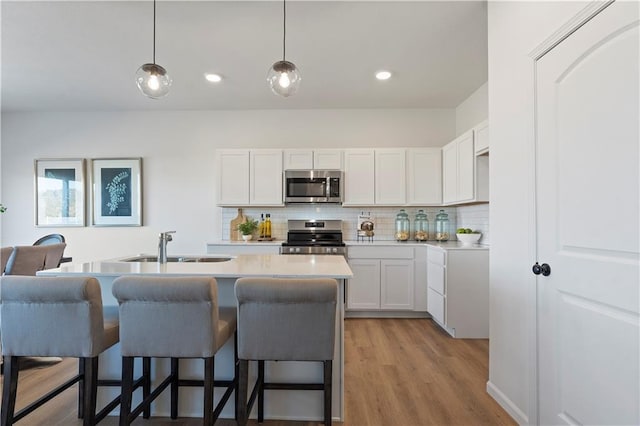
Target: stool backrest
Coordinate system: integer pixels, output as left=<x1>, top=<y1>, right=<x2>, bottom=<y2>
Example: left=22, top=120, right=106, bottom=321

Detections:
left=235, top=278, right=338, bottom=361
left=33, top=234, right=66, bottom=246
left=4, top=243, right=67, bottom=275
left=0, top=276, right=105, bottom=357
left=112, top=276, right=220, bottom=358
left=1, top=246, right=13, bottom=274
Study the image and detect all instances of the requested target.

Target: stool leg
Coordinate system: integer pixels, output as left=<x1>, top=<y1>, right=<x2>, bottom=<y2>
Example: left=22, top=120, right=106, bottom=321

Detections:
left=170, top=357, right=179, bottom=419
left=83, top=357, right=99, bottom=426
left=237, top=359, right=249, bottom=426
left=324, top=360, right=332, bottom=426
left=1, top=356, right=19, bottom=426
left=204, top=357, right=214, bottom=426
left=258, top=360, right=265, bottom=423
left=142, top=357, right=151, bottom=419
left=77, top=358, right=85, bottom=419
left=120, top=356, right=135, bottom=426
left=234, top=332, right=239, bottom=421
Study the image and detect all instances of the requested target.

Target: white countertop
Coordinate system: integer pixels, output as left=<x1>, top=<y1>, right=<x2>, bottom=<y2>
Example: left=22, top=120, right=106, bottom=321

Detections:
left=38, top=254, right=353, bottom=279
left=343, top=240, right=489, bottom=250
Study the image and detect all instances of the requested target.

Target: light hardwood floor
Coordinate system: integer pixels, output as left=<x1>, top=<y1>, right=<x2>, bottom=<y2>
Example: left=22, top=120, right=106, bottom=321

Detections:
left=1, top=318, right=515, bottom=425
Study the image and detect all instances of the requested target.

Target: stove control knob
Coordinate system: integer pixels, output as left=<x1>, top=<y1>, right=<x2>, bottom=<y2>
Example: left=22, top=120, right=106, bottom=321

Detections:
left=295, top=247, right=301, bottom=253
left=332, top=248, right=337, bottom=253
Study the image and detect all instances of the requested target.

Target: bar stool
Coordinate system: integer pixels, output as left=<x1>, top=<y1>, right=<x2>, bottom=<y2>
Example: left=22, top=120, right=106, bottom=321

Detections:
left=0, top=276, right=147, bottom=426
left=112, top=276, right=238, bottom=425
left=234, top=277, right=338, bottom=426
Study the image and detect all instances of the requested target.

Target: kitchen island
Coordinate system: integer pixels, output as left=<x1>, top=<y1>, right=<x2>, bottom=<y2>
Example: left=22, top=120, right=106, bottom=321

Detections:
left=38, top=254, right=353, bottom=422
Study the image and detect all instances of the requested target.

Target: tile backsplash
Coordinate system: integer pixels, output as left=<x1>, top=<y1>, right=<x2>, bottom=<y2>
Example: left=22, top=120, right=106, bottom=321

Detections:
left=222, top=204, right=489, bottom=244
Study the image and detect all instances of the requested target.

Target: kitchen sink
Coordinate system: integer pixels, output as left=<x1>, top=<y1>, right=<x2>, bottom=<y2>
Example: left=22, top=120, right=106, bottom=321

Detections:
left=119, top=255, right=232, bottom=263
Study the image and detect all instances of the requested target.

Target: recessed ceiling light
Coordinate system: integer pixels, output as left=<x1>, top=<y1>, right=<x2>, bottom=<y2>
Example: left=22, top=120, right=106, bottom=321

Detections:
left=375, top=70, right=392, bottom=80
left=204, top=73, right=222, bottom=83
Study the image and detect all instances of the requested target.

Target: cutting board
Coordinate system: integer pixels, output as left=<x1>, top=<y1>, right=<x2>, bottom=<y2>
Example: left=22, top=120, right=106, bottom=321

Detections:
left=229, top=208, right=246, bottom=241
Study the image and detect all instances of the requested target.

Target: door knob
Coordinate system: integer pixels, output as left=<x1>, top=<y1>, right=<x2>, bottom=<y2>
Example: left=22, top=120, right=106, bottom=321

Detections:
left=532, top=262, right=551, bottom=276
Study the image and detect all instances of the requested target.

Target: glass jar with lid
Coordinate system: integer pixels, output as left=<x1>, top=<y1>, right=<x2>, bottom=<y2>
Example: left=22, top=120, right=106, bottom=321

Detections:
left=435, top=209, right=450, bottom=241
left=414, top=209, right=429, bottom=241
left=395, top=209, right=410, bottom=241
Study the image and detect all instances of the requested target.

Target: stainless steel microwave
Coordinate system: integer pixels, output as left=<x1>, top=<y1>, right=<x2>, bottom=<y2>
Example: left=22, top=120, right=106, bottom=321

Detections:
left=284, top=170, right=344, bottom=204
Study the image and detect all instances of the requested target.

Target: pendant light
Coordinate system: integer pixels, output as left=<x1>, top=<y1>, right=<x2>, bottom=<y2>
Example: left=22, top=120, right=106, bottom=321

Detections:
left=135, top=0, right=172, bottom=99
left=267, top=0, right=301, bottom=97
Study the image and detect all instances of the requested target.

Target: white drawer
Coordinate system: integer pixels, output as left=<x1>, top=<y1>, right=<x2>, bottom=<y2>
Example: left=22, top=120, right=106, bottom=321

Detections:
left=427, top=263, right=445, bottom=295
left=348, top=245, right=414, bottom=260
left=427, top=246, right=446, bottom=266
left=427, top=288, right=445, bottom=326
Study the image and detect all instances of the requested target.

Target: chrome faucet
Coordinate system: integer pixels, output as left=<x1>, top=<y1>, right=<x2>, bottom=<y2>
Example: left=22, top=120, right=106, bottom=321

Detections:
left=158, top=231, right=176, bottom=264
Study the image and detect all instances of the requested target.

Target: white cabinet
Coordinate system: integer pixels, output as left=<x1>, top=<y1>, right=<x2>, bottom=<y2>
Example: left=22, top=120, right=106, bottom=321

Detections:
left=216, top=150, right=250, bottom=205
left=344, top=148, right=408, bottom=206
left=442, top=129, right=489, bottom=205
left=426, top=245, right=489, bottom=338
left=216, top=149, right=283, bottom=206
left=346, top=245, right=415, bottom=312
left=406, top=148, right=442, bottom=205
left=250, top=150, right=283, bottom=205
left=374, top=149, right=406, bottom=205
left=474, top=120, right=489, bottom=154
left=283, top=149, right=343, bottom=170
left=343, top=149, right=375, bottom=205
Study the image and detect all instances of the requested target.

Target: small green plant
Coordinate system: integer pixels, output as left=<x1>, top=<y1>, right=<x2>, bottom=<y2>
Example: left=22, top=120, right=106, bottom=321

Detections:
left=0, top=204, right=6, bottom=213
left=237, top=219, right=259, bottom=236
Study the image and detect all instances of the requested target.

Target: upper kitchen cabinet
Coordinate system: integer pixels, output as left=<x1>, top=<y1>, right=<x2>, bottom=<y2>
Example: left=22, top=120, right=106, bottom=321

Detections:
left=374, top=149, right=406, bottom=205
left=216, top=149, right=250, bottom=205
left=473, top=120, right=489, bottom=155
left=216, top=149, right=283, bottom=206
left=343, top=149, right=375, bottom=205
left=442, top=129, right=489, bottom=205
left=406, top=148, right=442, bottom=205
left=283, top=149, right=343, bottom=170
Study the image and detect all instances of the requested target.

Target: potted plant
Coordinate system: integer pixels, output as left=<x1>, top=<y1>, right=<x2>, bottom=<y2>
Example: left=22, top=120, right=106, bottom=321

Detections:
left=0, top=204, right=6, bottom=213
left=237, top=219, right=259, bottom=241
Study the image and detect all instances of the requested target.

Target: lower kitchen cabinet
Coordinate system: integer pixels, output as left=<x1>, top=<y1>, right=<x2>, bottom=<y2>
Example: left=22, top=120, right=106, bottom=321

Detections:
left=427, top=245, right=489, bottom=338
left=346, top=245, right=421, bottom=314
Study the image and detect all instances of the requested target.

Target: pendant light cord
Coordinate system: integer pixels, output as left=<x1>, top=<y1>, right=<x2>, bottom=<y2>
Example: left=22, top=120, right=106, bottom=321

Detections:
left=282, top=0, right=286, bottom=61
left=152, top=0, right=157, bottom=64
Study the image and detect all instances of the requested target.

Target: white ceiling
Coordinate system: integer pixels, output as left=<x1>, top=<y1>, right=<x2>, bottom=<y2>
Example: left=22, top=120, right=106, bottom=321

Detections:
left=1, top=1, right=488, bottom=112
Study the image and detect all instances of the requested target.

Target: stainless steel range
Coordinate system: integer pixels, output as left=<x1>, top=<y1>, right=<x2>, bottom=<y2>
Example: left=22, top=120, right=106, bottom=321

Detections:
left=280, top=219, right=347, bottom=256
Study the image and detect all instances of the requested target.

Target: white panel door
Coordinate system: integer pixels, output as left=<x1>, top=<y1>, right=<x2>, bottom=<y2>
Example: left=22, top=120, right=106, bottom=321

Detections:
left=380, top=259, right=414, bottom=310
left=536, top=2, right=639, bottom=424
left=216, top=150, right=249, bottom=205
left=442, top=142, right=457, bottom=204
left=283, top=149, right=313, bottom=170
left=456, top=131, right=475, bottom=202
left=406, top=148, right=442, bottom=205
left=249, top=150, right=283, bottom=205
left=346, top=259, right=381, bottom=310
left=374, top=149, right=406, bottom=205
left=343, top=149, right=375, bottom=205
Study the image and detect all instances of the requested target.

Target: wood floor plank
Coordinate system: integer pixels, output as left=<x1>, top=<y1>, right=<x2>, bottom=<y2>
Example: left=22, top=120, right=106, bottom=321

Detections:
left=1, top=318, right=515, bottom=426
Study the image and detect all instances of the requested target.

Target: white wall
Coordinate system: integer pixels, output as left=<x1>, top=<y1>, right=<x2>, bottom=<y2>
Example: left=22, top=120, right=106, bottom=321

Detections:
left=0, top=109, right=454, bottom=262
left=455, top=81, right=488, bottom=136
left=487, top=1, right=588, bottom=424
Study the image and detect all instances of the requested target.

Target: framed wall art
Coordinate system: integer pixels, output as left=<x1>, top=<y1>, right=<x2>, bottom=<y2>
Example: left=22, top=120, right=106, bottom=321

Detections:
left=90, top=158, right=142, bottom=226
left=35, top=158, right=86, bottom=227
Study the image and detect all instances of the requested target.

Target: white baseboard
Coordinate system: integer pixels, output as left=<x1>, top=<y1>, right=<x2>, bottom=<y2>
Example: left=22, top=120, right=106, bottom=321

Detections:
left=486, top=380, right=529, bottom=425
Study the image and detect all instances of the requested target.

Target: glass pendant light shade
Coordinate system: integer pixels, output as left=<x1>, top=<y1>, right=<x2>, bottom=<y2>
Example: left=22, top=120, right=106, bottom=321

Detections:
left=136, top=63, right=172, bottom=99
left=267, top=60, right=301, bottom=97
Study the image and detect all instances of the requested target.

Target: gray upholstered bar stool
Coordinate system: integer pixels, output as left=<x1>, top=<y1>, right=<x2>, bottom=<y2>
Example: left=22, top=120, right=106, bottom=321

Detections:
left=0, top=276, right=140, bottom=426
left=234, top=277, right=338, bottom=426
left=112, top=276, right=238, bottom=425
